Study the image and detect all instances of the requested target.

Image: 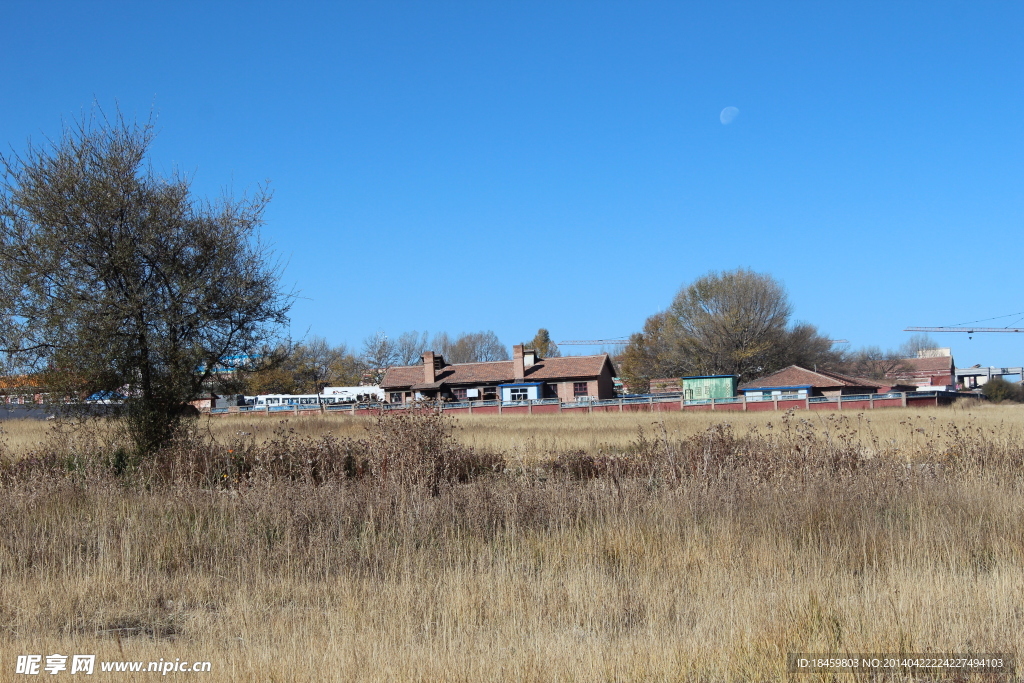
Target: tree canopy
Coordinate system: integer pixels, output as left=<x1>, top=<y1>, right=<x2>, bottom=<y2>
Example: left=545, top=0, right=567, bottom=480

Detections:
left=619, top=269, right=842, bottom=391
left=0, top=113, right=290, bottom=453
left=240, top=338, right=364, bottom=395
left=526, top=328, right=561, bottom=357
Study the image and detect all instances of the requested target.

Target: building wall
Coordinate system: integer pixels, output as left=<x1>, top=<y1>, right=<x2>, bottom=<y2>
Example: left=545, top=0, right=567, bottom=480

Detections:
left=500, top=384, right=541, bottom=401
left=650, top=378, right=682, bottom=393
left=682, top=376, right=736, bottom=399
left=548, top=378, right=611, bottom=401
left=386, top=364, right=616, bottom=402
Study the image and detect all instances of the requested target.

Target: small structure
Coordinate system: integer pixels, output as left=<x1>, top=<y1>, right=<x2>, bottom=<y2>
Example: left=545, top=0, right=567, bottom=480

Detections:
left=320, top=386, right=385, bottom=403
left=381, top=345, right=617, bottom=403
left=739, top=366, right=880, bottom=399
left=649, top=375, right=737, bottom=399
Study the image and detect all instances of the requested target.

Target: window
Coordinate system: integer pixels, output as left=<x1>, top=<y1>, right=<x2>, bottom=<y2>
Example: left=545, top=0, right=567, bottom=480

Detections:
left=453, top=388, right=468, bottom=400
left=510, top=387, right=529, bottom=401
left=573, top=382, right=588, bottom=397
left=390, top=392, right=403, bottom=403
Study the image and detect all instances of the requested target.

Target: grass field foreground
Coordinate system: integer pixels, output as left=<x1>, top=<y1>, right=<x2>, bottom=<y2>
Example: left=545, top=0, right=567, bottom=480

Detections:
left=1, top=404, right=1023, bottom=681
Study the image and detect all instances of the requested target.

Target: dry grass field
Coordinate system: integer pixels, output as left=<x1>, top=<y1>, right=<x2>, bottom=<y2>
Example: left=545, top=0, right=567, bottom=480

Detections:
left=2, top=403, right=1023, bottom=681
left=0, top=398, right=1003, bottom=458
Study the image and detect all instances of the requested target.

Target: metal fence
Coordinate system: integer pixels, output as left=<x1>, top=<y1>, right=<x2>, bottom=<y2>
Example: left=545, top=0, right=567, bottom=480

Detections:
left=201, top=390, right=964, bottom=416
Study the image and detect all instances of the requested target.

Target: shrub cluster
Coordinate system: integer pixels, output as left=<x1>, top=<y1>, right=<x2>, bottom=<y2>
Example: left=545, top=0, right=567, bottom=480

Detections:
left=5, top=408, right=1024, bottom=493
left=982, top=377, right=1024, bottom=403
left=0, top=405, right=506, bottom=491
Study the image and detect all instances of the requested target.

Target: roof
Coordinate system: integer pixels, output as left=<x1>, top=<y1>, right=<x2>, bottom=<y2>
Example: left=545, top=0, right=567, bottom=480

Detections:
left=889, top=356, right=955, bottom=376
left=382, top=354, right=616, bottom=390
left=0, top=375, right=44, bottom=390
left=739, top=365, right=881, bottom=391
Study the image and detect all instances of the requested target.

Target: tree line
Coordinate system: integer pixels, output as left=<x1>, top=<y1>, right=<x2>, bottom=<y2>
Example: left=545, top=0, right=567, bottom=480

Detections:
left=617, top=268, right=937, bottom=392
left=243, top=327, right=561, bottom=394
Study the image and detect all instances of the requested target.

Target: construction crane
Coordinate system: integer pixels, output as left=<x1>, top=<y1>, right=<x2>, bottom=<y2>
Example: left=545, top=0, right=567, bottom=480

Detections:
left=906, top=327, right=1024, bottom=334
left=907, top=311, right=1024, bottom=337
left=560, top=338, right=850, bottom=345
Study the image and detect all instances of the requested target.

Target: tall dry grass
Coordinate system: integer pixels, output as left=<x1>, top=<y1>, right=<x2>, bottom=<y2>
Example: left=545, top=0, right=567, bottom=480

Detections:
left=1, top=405, right=1023, bottom=681
left=2, top=399, right=1017, bottom=458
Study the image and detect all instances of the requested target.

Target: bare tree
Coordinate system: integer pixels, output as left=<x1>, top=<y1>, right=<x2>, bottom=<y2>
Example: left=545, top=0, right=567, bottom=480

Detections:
left=395, top=330, right=431, bottom=365
left=241, top=339, right=364, bottom=395
left=440, top=331, right=509, bottom=363
left=618, top=313, right=675, bottom=394
left=327, top=343, right=366, bottom=386
left=292, top=336, right=344, bottom=398
left=430, top=332, right=455, bottom=359
left=0, top=111, right=290, bottom=454
left=361, top=331, right=397, bottom=384
left=842, top=346, right=911, bottom=380
left=376, top=330, right=510, bottom=366
left=770, top=322, right=845, bottom=373
left=899, top=333, right=941, bottom=358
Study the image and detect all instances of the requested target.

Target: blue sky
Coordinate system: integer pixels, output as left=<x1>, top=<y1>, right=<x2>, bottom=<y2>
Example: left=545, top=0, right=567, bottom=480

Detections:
left=3, top=1, right=1022, bottom=367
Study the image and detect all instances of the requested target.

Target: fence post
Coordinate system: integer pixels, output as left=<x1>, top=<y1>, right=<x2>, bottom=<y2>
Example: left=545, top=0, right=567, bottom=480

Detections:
left=901, top=392, right=907, bottom=407
left=742, top=395, right=747, bottom=412
left=837, top=395, right=842, bottom=411
left=711, top=397, right=716, bottom=411
left=773, top=397, right=778, bottom=411
left=528, top=401, right=533, bottom=415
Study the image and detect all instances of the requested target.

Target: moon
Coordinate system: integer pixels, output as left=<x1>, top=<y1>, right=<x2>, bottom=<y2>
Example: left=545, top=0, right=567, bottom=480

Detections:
left=720, top=106, right=739, bottom=125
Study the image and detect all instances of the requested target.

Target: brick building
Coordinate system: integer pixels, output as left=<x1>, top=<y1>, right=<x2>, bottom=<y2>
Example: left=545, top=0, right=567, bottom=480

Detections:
left=885, top=353, right=956, bottom=387
left=739, top=365, right=880, bottom=398
left=381, top=344, right=617, bottom=403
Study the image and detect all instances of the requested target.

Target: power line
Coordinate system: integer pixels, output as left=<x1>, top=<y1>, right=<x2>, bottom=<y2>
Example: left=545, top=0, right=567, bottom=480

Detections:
left=948, top=311, right=1024, bottom=327
left=905, top=327, right=1024, bottom=333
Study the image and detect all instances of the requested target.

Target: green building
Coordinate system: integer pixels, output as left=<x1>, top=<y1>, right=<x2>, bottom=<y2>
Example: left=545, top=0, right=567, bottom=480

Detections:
left=681, top=375, right=736, bottom=400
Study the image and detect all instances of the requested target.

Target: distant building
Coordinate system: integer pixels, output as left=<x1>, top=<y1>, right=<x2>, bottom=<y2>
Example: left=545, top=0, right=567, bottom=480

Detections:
left=955, top=365, right=1024, bottom=389
left=739, top=366, right=880, bottom=398
left=381, top=345, right=617, bottom=403
left=0, top=375, right=41, bottom=404
left=886, top=350, right=955, bottom=388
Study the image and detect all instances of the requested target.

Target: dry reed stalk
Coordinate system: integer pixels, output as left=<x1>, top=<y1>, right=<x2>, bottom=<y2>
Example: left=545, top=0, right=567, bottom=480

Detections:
left=1, top=406, right=1023, bottom=681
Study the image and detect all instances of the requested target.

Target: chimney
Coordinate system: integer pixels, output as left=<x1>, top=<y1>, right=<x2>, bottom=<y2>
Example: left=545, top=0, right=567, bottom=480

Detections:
left=422, top=351, right=436, bottom=383
left=513, top=344, right=525, bottom=381
left=523, top=349, right=537, bottom=368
